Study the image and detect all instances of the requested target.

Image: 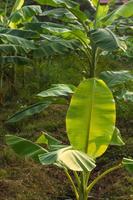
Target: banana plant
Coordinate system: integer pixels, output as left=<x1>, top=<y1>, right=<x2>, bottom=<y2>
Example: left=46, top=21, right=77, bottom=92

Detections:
left=7, top=0, right=133, bottom=122
left=0, top=0, right=79, bottom=104
left=0, top=0, right=38, bottom=103
left=6, top=78, right=133, bottom=199
left=0, top=0, right=80, bottom=58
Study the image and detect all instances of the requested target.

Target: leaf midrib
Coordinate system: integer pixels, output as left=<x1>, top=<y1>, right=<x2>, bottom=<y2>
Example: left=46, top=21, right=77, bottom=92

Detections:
left=85, top=78, right=95, bottom=154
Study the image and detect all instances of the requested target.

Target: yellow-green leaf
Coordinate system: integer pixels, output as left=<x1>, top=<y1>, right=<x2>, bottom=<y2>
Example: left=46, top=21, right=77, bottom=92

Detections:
left=66, top=78, right=116, bottom=159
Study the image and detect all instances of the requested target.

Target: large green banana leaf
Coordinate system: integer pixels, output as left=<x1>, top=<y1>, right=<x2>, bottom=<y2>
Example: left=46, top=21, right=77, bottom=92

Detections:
left=90, top=28, right=122, bottom=51
left=33, top=38, right=79, bottom=57
left=66, top=78, right=116, bottom=159
left=40, top=24, right=89, bottom=44
left=34, top=0, right=88, bottom=23
left=42, top=7, right=88, bottom=23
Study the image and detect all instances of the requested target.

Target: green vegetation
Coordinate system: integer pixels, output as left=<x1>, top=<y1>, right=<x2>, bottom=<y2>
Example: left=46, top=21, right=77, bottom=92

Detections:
left=0, top=0, right=133, bottom=200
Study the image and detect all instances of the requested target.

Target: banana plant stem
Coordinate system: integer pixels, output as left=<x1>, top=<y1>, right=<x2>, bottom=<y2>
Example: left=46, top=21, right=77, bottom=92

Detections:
left=78, top=172, right=90, bottom=200
left=73, top=171, right=81, bottom=189
left=89, top=0, right=101, bottom=78
left=94, top=0, right=100, bottom=29
left=87, top=163, right=122, bottom=194
left=89, top=46, right=97, bottom=78
left=64, top=168, right=79, bottom=200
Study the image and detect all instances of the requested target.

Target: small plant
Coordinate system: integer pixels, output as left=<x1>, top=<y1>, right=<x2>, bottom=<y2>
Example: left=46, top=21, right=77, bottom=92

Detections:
left=6, top=79, right=133, bottom=199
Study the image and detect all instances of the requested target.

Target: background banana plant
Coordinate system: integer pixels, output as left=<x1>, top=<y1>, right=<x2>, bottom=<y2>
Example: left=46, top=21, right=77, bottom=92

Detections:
left=6, top=0, right=133, bottom=122
left=0, top=0, right=79, bottom=104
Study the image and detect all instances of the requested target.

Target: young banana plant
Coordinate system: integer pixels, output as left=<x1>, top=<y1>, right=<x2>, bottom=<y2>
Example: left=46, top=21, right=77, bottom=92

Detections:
left=6, top=0, right=133, bottom=123
left=6, top=78, right=133, bottom=199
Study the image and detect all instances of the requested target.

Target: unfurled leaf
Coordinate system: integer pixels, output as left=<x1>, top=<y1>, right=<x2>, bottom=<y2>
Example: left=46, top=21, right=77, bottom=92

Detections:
left=6, top=135, right=47, bottom=162
left=58, top=148, right=96, bottom=171
left=66, top=78, right=116, bottom=159
left=39, top=146, right=96, bottom=171
left=110, top=127, right=125, bottom=146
